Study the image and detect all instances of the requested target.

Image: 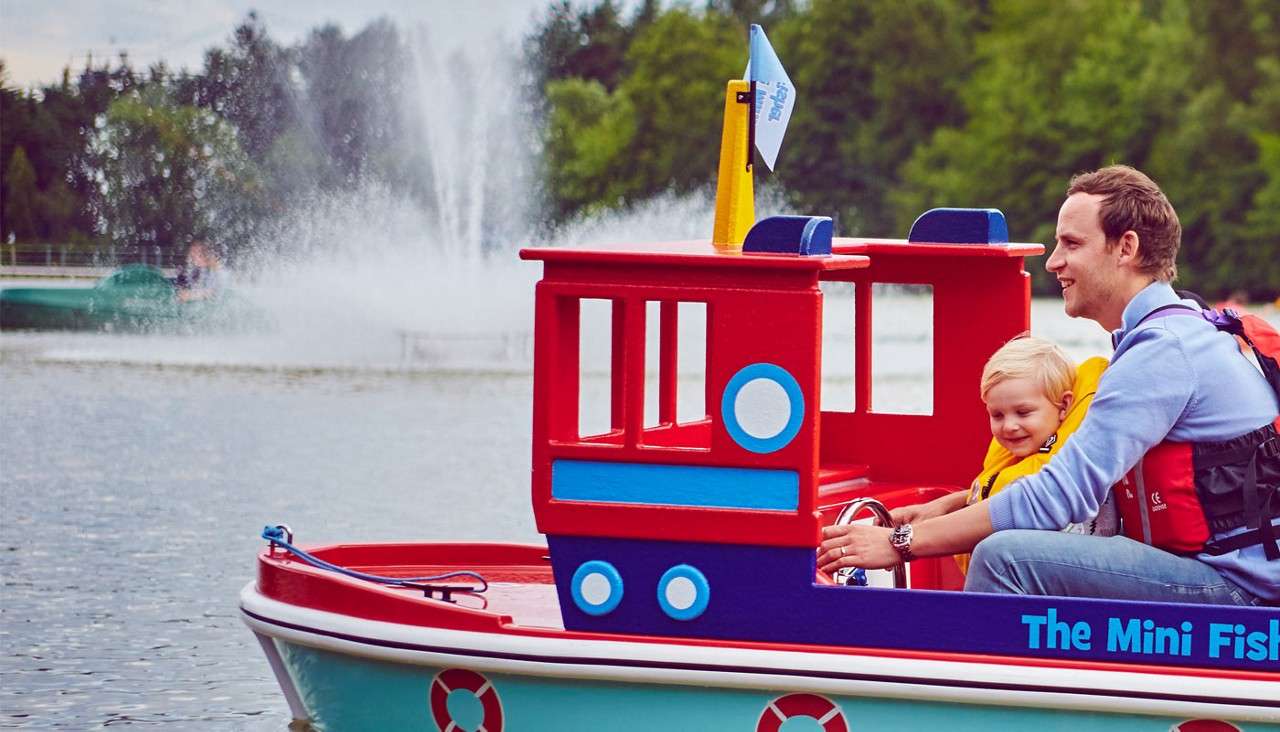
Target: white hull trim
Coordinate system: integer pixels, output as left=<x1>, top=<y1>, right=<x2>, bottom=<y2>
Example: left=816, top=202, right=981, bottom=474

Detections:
left=241, top=583, right=1280, bottom=723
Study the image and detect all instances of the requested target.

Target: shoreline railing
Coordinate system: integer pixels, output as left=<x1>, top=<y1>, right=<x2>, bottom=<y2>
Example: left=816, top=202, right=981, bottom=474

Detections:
left=3, top=242, right=183, bottom=269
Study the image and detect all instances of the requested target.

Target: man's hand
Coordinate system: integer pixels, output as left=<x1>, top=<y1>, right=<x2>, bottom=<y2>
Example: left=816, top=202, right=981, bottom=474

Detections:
left=818, top=523, right=901, bottom=572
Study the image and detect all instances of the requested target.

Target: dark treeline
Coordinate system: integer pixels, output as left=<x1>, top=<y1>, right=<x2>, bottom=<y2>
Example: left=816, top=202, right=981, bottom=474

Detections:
left=2, top=2, right=1278, bottom=298
left=531, top=0, right=1279, bottom=298
left=1, top=13, right=419, bottom=262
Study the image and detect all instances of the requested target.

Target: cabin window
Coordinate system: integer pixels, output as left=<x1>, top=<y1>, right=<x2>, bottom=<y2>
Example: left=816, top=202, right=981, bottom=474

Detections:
left=871, top=283, right=934, bottom=415
left=639, top=300, right=709, bottom=449
left=676, top=301, right=708, bottom=424
left=566, top=295, right=709, bottom=448
left=644, top=301, right=663, bottom=428
left=820, top=281, right=856, bottom=413
left=578, top=298, right=617, bottom=439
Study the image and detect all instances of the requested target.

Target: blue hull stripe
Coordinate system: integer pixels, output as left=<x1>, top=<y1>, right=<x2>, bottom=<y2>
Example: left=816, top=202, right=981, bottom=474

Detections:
left=244, top=610, right=1276, bottom=709
left=551, top=460, right=799, bottom=511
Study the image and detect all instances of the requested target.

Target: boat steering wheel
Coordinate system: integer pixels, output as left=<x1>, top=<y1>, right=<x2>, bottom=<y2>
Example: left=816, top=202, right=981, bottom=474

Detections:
left=830, top=498, right=908, bottom=589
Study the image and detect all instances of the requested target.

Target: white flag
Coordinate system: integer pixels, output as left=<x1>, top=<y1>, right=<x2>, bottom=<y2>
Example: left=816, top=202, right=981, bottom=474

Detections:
left=746, top=24, right=794, bottom=171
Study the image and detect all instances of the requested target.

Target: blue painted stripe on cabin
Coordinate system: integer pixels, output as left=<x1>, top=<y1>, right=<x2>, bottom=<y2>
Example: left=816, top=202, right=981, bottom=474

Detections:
left=551, top=460, right=799, bottom=511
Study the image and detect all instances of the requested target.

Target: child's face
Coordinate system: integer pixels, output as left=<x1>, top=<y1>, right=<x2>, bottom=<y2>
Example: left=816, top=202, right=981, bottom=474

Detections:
left=984, top=377, right=1069, bottom=459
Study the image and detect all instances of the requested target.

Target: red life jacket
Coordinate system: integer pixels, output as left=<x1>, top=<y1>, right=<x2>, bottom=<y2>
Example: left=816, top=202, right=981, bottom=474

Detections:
left=1112, top=304, right=1280, bottom=560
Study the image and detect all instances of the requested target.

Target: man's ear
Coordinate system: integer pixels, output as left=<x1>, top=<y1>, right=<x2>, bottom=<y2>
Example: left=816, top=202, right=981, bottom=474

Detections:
left=1058, top=390, right=1074, bottom=419
left=1115, top=230, right=1141, bottom=267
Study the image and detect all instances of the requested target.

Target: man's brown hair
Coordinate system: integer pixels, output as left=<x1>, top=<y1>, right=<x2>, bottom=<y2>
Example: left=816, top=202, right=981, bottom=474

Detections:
left=1067, top=165, right=1181, bottom=281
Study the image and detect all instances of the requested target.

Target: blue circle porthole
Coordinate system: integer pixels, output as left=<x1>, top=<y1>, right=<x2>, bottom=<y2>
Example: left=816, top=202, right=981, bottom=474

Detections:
left=571, top=560, right=624, bottom=616
left=721, top=363, right=805, bottom=454
left=656, top=564, right=710, bottom=621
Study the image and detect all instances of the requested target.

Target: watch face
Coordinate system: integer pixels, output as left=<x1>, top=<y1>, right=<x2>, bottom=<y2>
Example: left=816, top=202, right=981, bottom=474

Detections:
left=890, top=525, right=910, bottom=545
left=890, top=525, right=913, bottom=557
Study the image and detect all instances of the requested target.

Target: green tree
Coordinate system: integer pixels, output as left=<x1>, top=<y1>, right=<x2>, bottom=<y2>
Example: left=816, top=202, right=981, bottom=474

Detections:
left=176, top=14, right=300, bottom=162
left=2, top=61, right=108, bottom=244
left=894, top=0, right=1193, bottom=291
left=3, top=146, right=39, bottom=240
left=544, top=77, right=636, bottom=217
left=298, top=19, right=412, bottom=186
left=707, top=0, right=798, bottom=28
left=773, top=0, right=979, bottom=234
left=533, top=0, right=979, bottom=237
left=1241, top=52, right=1280, bottom=297
left=623, top=10, right=744, bottom=197
left=38, top=178, right=80, bottom=244
left=529, top=0, right=634, bottom=93
left=86, top=88, right=260, bottom=258
left=542, top=7, right=742, bottom=220
left=887, top=0, right=1278, bottom=298
left=1145, top=0, right=1280, bottom=299
left=1241, top=129, right=1280, bottom=298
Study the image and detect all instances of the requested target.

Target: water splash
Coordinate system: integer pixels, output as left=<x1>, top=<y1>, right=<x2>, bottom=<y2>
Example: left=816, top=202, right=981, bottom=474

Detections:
left=4, top=19, right=796, bottom=373
left=403, top=25, right=538, bottom=262
left=8, top=181, right=792, bottom=372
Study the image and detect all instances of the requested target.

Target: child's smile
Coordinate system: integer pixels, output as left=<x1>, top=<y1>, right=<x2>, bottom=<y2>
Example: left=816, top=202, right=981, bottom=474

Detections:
left=984, top=377, right=1071, bottom=459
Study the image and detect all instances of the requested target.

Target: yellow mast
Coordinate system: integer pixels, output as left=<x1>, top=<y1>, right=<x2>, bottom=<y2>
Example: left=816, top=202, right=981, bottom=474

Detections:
left=711, top=80, right=754, bottom=250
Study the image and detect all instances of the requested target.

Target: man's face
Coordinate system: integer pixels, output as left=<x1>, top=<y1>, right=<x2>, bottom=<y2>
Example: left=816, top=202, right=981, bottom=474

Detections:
left=1046, top=193, right=1123, bottom=324
left=188, top=244, right=209, bottom=267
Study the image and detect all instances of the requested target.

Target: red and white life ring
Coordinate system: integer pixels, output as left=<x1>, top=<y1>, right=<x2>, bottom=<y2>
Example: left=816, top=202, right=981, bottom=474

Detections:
left=1171, top=722, right=1242, bottom=732
left=756, top=692, right=848, bottom=732
left=428, top=668, right=504, bottom=732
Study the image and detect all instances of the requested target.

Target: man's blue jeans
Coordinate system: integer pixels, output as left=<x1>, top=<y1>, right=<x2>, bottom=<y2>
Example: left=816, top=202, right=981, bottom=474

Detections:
left=965, top=530, right=1258, bottom=605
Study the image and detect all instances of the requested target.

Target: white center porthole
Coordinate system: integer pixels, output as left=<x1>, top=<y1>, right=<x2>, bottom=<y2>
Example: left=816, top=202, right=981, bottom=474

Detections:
left=734, top=378, right=791, bottom=439
left=721, top=363, right=804, bottom=454
left=657, top=564, right=709, bottom=621
left=580, top=572, right=612, bottom=606
left=663, top=576, right=698, bottom=610
left=570, top=560, right=623, bottom=616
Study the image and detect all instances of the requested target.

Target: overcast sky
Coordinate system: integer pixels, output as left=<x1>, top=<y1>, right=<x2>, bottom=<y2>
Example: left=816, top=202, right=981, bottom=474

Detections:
left=1, top=0, right=559, bottom=87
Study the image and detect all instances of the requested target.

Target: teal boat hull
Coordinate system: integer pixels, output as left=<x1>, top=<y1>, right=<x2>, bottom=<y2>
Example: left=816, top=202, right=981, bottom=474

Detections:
left=241, top=574, right=1278, bottom=732
left=0, top=265, right=246, bottom=332
left=260, top=637, right=1274, bottom=731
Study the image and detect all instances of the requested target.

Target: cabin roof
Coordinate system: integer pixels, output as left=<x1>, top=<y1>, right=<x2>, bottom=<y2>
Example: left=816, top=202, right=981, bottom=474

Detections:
left=835, top=238, right=1044, bottom=258
left=519, top=238, right=1044, bottom=274
left=519, top=240, right=870, bottom=272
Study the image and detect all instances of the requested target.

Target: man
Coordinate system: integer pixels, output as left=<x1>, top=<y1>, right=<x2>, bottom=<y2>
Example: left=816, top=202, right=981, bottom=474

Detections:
left=820, top=165, right=1279, bottom=605
left=175, top=240, right=229, bottom=303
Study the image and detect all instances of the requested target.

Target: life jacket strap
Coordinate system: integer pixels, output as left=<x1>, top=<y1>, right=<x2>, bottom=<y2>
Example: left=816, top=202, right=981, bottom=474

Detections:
left=1201, top=439, right=1280, bottom=560
left=1204, top=520, right=1280, bottom=560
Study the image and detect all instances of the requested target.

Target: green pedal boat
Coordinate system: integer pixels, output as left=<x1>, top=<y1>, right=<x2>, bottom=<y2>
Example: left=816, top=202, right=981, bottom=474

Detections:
left=0, top=265, right=250, bottom=332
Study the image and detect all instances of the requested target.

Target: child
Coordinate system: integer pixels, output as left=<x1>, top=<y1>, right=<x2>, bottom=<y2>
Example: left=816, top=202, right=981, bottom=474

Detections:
left=890, top=337, right=1115, bottom=567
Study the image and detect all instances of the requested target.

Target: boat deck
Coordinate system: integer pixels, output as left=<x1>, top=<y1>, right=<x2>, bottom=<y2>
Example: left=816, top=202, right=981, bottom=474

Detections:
left=373, top=565, right=563, bottom=629
left=256, top=542, right=570, bottom=633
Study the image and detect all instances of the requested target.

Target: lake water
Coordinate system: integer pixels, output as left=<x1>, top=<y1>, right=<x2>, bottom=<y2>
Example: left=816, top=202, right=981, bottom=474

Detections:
left=0, top=290, right=1272, bottom=729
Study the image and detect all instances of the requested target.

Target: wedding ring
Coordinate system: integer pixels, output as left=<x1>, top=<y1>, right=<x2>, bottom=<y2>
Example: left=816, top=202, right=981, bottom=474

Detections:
left=840, top=546, right=847, bottom=557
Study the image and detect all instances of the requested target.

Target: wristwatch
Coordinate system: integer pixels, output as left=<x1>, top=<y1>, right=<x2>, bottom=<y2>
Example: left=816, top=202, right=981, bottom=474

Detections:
left=889, top=523, right=915, bottom=563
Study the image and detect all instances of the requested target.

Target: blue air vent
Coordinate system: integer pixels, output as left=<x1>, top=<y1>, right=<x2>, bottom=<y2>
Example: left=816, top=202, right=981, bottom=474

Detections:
left=907, top=208, right=1008, bottom=244
left=743, top=215, right=833, bottom=255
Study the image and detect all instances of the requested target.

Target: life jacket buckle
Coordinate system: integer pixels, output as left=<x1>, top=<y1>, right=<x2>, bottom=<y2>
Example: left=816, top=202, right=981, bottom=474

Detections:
left=1259, top=435, right=1279, bottom=460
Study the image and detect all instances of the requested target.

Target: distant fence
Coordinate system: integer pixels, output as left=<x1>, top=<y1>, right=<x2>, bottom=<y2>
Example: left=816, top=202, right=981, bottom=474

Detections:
left=2, top=242, right=184, bottom=269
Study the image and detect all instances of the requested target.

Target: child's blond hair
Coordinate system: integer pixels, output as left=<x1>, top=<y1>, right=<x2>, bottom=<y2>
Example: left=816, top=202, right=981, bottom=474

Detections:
left=980, top=336, right=1075, bottom=404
